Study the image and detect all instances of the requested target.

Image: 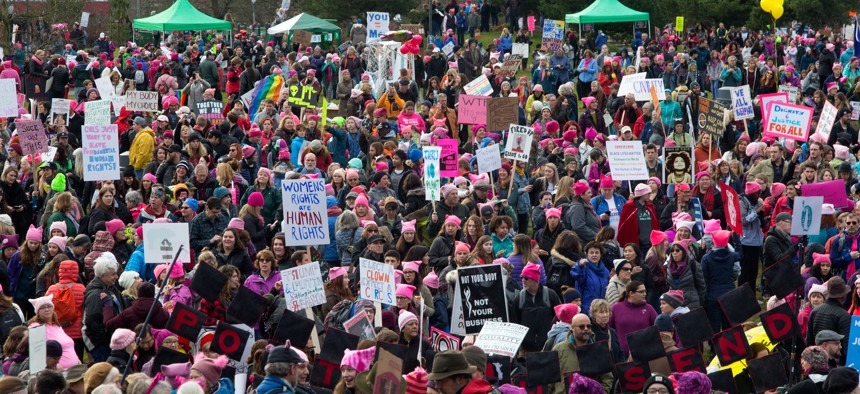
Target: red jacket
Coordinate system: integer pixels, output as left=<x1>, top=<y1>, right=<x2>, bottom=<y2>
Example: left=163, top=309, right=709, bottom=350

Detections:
left=45, top=260, right=86, bottom=339
left=617, top=199, right=660, bottom=248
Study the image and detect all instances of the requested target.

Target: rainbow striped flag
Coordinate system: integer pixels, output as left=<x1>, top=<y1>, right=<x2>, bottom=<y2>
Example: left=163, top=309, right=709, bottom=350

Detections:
left=248, top=74, right=284, bottom=115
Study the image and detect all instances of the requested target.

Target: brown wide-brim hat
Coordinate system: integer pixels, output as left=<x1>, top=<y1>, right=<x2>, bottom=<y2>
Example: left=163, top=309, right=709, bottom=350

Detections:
left=425, top=350, right=477, bottom=381
left=827, top=277, right=851, bottom=299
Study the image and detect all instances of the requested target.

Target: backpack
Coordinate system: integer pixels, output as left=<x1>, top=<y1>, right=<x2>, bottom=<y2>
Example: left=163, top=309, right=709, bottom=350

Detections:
left=323, top=299, right=355, bottom=331
left=134, top=69, right=146, bottom=85
left=53, top=283, right=77, bottom=325
left=559, top=202, right=574, bottom=231
left=546, top=253, right=578, bottom=295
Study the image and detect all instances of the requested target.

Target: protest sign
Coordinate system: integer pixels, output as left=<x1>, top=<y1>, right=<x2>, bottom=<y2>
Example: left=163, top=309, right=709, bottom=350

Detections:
left=851, top=101, right=860, bottom=121
left=692, top=197, right=704, bottom=232
left=43, top=146, right=57, bottom=163
left=85, top=99, right=111, bottom=125
left=366, top=12, right=390, bottom=42
left=815, top=100, right=838, bottom=141
left=512, top=43, right=529, bottom=58
left=94, top=77, right=118, bottom=109
left=125, top=90, right=159, bottom=112
left=616, top=72, right=646, bottom=96
left=49, top=99, right=71, bottom=126
left=82, top=124, right=120, bottom=181
left=458, top=95, right=489, bottom=124
left=451, top=281, right=466, bottom=335
left=790, top=196, right=824, bottom=236
left=847, top=316, right=860, bottom=368
left=286, top=85, right=321, bottom=108
left=498, top=55, right=522, bottom=78
left=166, top=302, right=206, bottom=341
left=281, top=179, right=329, bottom=247
left=618, top=77, right=665, bottom=101
left=196, top=100, right=225, bottom=124
left=80, top=12, right=90, bottom=27
left=143, top=223, right=192, bottom=264
left=423, top=147, right=441, bottom=201
left=675, top=16, right=684, bottom=31
left=801, top=180, right=852, bottom=210
left=211, top=322, right=251, bottom=360
left=336, top=41, right=353, bottom=56
left=476, top=144, right=502, bottom=173
left=763, top=101, right=812, bottom=142
left=344, top=312, right=375, bottom=340
left=442, top=42, right=455, bottom=57
left=430, top=327, right=461, bottom=352
left=17, top=120, right=49, bottom=155
left=438, top=138, right=459, bottom=178
left=473, top=322, right=529, bottom=357
left=373, top=348, right=403, bottom=394
left=731, top=86, right=754, bottom=121
left=486, top=97, right=519, bottom=131
left=504, top=125, right=534, bottom=162
left=606, top=141, right=649, bottom=181
left=778, top=85, right=799, bottom=103
left=541, top=19, right=565, bottom=52
left=0, top=79, right=19, bottom=118
left=281, top=261, right=326, bottom=311
left=720, top=182, right=743, bottom=236
left=29, top=324, right=47, bottom=374
left=464, top=74, right=493, bottom=96
left=458, top=265, right=508, bottom=334
left=697, top=97, right=727, bottom=136
left=359, top=258, right=396, bottom=304
left=758, top=92, right=788, bottom=124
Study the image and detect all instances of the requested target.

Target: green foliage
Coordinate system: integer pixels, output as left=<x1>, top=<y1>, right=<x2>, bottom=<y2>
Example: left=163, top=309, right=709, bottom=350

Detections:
left=297, top=0, right=421, bottom=24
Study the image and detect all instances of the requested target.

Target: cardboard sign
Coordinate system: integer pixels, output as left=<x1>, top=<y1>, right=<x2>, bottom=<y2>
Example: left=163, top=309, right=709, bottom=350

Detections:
left=778, top=84, right=799, bottom=103
left=720, top=182, right=743, bottom=236
left=847, top=316, right=860, bottom=368
left=541, top=19, right=565, bottom=52
left=696, top=97, right=727, bottom=136
left=790, top=196, right=823, bottom=236
left=166, top=301, right=206, bottom=341
left=82, top=124, right=120, bottom=181
left=463, top=74, right=493, bottom=97
left=758, top=92, right=789, bottom=127
left=615, top=361, right=650, bottom=393
left=606, top=141, right=649, bottom=181
left=458, top=95, right=489, bottom=125
left=0, top=77, right=17, bottom=117
left=196, top=100, right=225, bottom=124
left=85, top=99, right=111, bottom=125
left=498, top=55, right=523, bottom=78
left=373, top=347, right=403, bottom=394
left=667, top=347, right=706, bottom=373
left=17, top=120, right=49, bottom=155
left=618, top=76, right=665, bottom=101
left=759, top=303, right=798, bottom=344
left=286, top=84, right=321, bottom=108
left=486, top=97, right=519, bottom=132
left=504, top=124, right=534, bottom=162
left=712, top=325, right=753, bottom=366
left=815, top=100, right=839, bottom=141
left=344, top=312, right=375, bottom=340
left=281, top=179, right=330, bottom=246
left=763, top=101, right=812, bottom=141
left=430, top=327, right=461, bottom=351
left=476, top=144, right=502, bottom=173
left=438, top=138, right=459, bottom=178
left=473, top=322, right=529, bottom=357
left=801, top=180, right=853, bottom=209
left=366, top=12, right=390, bottom=42
left=423, top=147, right=441, bottom=201
left=49, top=99, right=71, bottom=126
left=359, top=258, right=396, bottom=304
left=125, top=90, right=159, bottom=112
left=663, top=146, right=694, bottom=184
left=211, top=322, right=250, bottom=360
left=851, top=101, right=860, bottom=121
left=142, top=223, right=192, bottom=264
left=29, top=324, right=46, bottom=373
left=281, top=261, right=326, bottom=311
left=512, top=43, right=529, bottom=58
left=459, top=265, right=508, bottom=334
left=617, top=72, right=646, bottom=96
left=731, top=85, right=754, bottom=121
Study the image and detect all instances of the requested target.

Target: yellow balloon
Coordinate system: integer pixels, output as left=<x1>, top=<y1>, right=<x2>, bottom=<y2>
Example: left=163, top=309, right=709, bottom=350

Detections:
left=772, top=4, right=784, bottom=20
left=760, top=0, right=774, bottom=12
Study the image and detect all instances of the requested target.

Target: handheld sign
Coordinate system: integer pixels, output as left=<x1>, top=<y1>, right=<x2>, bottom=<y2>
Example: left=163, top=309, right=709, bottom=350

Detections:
left=731, top=86, right=754, bottom=121
left=778, top=84, right=799, bottom=103
left=758, top=92, right=788, bottom=126
left=504, top=124, right=534, bottom=162
left=541, top=19, right=564, bottom=52
left=82, top=125, right=120, bottom=181
left=281, top=261, right=326, bottom=311
left=606, top=141, right=649, bottom=181
left=196, top=100, right=225, bottom=124
left=281, top=179, right=330, bottom=246
left=458, top=95, right=489, bottom=125
left=790, top=196, right=823, bottom=236
left=438, top=139, right=459, bottom=177
left=458, top=265, right=509, bottom=334
left=423, top=147, right=441, bottom=201
left=696, top=97, right=727, bottom=136
left=359, top=258, right=396, bottom=305
left=125, top=90, right=159, bottom=112
left=486, top=97, right=519, bottom=132
left=720, top=182, right=743, bottom=236
left=815, top=100, right=838, bottom=141
left=49, top=99, right=72, bottom=126
left=16, top=120, right=49, bottom=155
left=847, top=316, right=860, bottom=368
left=429, top=327, right=461, bottom=351
left=476, top=144, right=502, bottom=174
left=142, top=223, right=192, bottom=264
left=29, top=324, right=47, bottom=374
left=0, top=79, right=18, bottom=117
left=473, top=322, right=529, bottom=357
left=763, top=101, right=812, bottom=142
left=85, top=99, right=111, bottom=125
left=463, top=75, right=493, bottom=97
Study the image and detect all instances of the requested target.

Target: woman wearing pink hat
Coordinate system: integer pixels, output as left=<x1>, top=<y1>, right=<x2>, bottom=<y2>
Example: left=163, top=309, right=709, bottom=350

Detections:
left=401, top=261, right=434, bottom=319
left=691, top=171, right=724, bottom=223
left=666, top=237, right=706, bottom=310
left=322, top=266, right=353, bottom=318
left=428, top=214, right=464, bottom=270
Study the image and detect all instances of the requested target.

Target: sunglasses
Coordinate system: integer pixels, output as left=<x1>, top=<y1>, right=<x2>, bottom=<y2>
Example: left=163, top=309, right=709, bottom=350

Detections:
left=256, top=258, right=273, bottom=262
left=848, top=221, right=859, bottom=225
left=575, top=324, right=592, bottom=330
left=619, top=267, right=632, bottom=271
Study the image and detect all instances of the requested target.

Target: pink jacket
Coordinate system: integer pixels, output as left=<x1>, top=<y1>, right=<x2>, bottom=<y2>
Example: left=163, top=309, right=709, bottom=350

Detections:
left=397, top=112, right=426, bottom=133
left=30, top=323, right=80, bottom=368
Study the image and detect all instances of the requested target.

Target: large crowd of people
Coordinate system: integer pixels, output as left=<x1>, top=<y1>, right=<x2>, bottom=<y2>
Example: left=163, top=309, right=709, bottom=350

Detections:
left=1, top=2, right=860, bottom=394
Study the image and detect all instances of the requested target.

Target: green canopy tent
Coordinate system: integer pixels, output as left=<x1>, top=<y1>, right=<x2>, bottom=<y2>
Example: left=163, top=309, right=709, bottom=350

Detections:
left=133, top=0, right=232, bottom=32
left=267, top=13, right=341, bottom=48
left=565, top=0, right=650, bottom=39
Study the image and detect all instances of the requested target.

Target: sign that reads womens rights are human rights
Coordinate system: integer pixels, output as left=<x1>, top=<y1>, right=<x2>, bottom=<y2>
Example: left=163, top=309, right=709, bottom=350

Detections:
left=281, top=179, right=330, bottom=246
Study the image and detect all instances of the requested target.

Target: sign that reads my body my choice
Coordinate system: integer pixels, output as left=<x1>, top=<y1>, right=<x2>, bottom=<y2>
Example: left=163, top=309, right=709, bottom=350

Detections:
left=281, top=179, right=330, bottom=246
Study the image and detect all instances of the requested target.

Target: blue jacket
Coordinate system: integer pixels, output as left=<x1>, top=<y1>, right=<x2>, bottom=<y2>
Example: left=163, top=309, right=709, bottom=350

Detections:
left=498, top=36, right=512, bottom=52
left=830, top=232, right=860, bottom=274
left=125, top=244, right=157, bottom=283
left=739, top=196, right=763, bottom=246
left=290, top=136, right=305, bottom=167
left=326, top=126, right=349, bottom=167
left=549, top=54, right=571, bottom=83
left=700, top=247, right=739, bottom=300
left=346, top=131, right=362, bottom=160
left=255, top=375, right=294, bottom=394
left=576, top=58, right=598, bottom=83
left=591, top=193, right=627, bottom=227
left=569, top=261, right=609, bottom=315
left=323, top=196, right=340, bottom=262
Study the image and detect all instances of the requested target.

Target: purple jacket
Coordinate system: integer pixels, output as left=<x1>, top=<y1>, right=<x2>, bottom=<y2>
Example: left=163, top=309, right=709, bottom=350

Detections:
left=162, top=284, right=193, bottom=307
left=243, top=271, right=282, bottom=296
left=608, top=299, right=658, bottom=357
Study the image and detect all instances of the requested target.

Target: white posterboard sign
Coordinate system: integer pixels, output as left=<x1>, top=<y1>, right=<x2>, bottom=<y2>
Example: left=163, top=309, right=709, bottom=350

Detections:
left=0, top=79, right=18, bottom=117
left=503, top=124, right=534, bottom=162
left=94, top=76, right=121, bottom=111
left=281, top=178, right=330, bottom=246
left=618, top=78, right=666, bottom=101
left=125, top=90, right=159, bottom=112
left=778, top=84, right=799, bottom=103
left=29, top=324, right=47, bottom=373
left=815, top=100, right=839, bottom=141
left=85, top=99, right=111, bottom=125
left=731, top=85, right=754, bottom=121
left=82, top=125, right=120, bottom=181
left=43, top=146, right=58, bottom=163
left=616, top=72, right=645, bottom=96
left=512, top=43, right=529, bottom=58
left=442, top=42, right=455, bottom=57
left=473, top=322, right=529, bottom=357
left=791, top=196, right=824, bottom=236
left=359, top=258, right=396, bottom=305
left=606, top=141, right=649, bottom=181
left=423, top=146, right=441, bottom=201
left=142, top=223, right=192, bottom=264
left=851, top=101, right=860, bottom=121
left=366, top=12, right=390, bottom=42
left=80, top=12, right=90, bottom=27
left=463, top=74, right=493, bottom=97
left=450, top=281, right=466, bottom=336
left=49, top=99, right=71, bottom=125
left=476, top=144, right=502, bottom=173
left=281, top=261, right=326, bottom=311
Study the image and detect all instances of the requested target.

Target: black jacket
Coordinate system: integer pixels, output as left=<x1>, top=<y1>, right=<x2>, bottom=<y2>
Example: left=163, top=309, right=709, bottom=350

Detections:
left=763, top=227, right=796, bottom=268
left=83, top=277, right=126, bottom=348
left=806, top=298, right=851, bottom=364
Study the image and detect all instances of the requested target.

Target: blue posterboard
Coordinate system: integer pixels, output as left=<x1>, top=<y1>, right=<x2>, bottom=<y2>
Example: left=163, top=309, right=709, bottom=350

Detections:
left=846, top=316, right=860, bottom=368
left=691, top=197, right=704, bottom=233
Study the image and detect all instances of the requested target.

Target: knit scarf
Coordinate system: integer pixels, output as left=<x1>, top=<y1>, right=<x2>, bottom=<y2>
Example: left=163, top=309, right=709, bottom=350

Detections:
left=693, top=185, right=715, bottom=212
left=669, top=257, right=687, bottom=278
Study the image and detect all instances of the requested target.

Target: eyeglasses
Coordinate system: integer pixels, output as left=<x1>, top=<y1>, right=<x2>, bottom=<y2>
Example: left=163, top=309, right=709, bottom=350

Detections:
left=619, top=267, right=632, bottom=271
left=635, top=289, right=647, bottom=294
left=671, top=249, right=683, bottom=253
left=575, top=324, right=592, bottom=330
left=647, top=389, right=670, bottom=394
left=366, top=229, right=379, bottom=233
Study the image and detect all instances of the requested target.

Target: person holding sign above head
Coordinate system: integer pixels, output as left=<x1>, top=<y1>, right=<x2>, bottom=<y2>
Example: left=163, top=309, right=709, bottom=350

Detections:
left=617, top=183, right=660, bottom=253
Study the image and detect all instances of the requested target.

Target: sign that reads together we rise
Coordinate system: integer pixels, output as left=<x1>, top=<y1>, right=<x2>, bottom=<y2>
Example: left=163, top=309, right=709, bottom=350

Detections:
left=281, top=179, right=330, bottom=246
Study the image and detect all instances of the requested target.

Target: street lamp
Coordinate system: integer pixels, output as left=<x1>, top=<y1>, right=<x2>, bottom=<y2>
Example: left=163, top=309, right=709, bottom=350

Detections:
left=252, top=0, right=256, bottom=26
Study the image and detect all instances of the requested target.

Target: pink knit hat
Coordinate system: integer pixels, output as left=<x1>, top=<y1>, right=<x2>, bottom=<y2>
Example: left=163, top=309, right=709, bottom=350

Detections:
left=598, top=175, right=614, bottom=189
left=395, top=284, right=416, bottom=298
left=634, top=183, right=651, bottom=198
left=49, top=221, right=67, bottom=236
left=545, top=208, right=561, bottom=219
left=454, top=241, right=470, bottom=254
left=143, top=173, right=158, bottom=184
left=341, top=347, right=375, bottom=372
left=402, top=261, right=421, bottom=273
left=582, top=96, right=595, bottom=108
left=398, top=310, right=418, bottom=330
left=553, top=303, right=580, bottom=324
left=247, top=191, right=264, bottom=207
left=105, top=219, right=125, bottom=236
left=521, top=263, right=541, bottom=282
left=169, top=259, right=185, bottom=278
left=423, top=271, right=439, bottom=289
left=745, top=181, right=762, bottom=195
left=444, top=214, right=462, bottom=227
left=813, top=253, right=831, bottom=266
left=110, top=328, right=136, bottom=350
left=712, top=230, right=731, bottom=248
left=354, top=193, right=369, bottom=209
left=48, top=236, right=67, bottom=251
left=573, top=181, right=590, bottom=196
left=26, top=225, right=42, bottom=242
left=228, top=218, right=245, bottom=230
left=703, top=219, right=721, bottom=234
left=650, top=230, right=667, bottom=246
left=329, top=267, right=347, bottom=280
left=29, top=294, right=53, bottom=312
left=770, top=182, right=786, bottom=198
left=401, top=219, right=416, bottom=234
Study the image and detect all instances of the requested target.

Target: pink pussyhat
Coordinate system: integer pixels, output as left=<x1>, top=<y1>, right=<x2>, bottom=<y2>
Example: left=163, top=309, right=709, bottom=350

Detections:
left=401, top=219, right=416, bottom=234
left=340, top=348, right=375, bottom=372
